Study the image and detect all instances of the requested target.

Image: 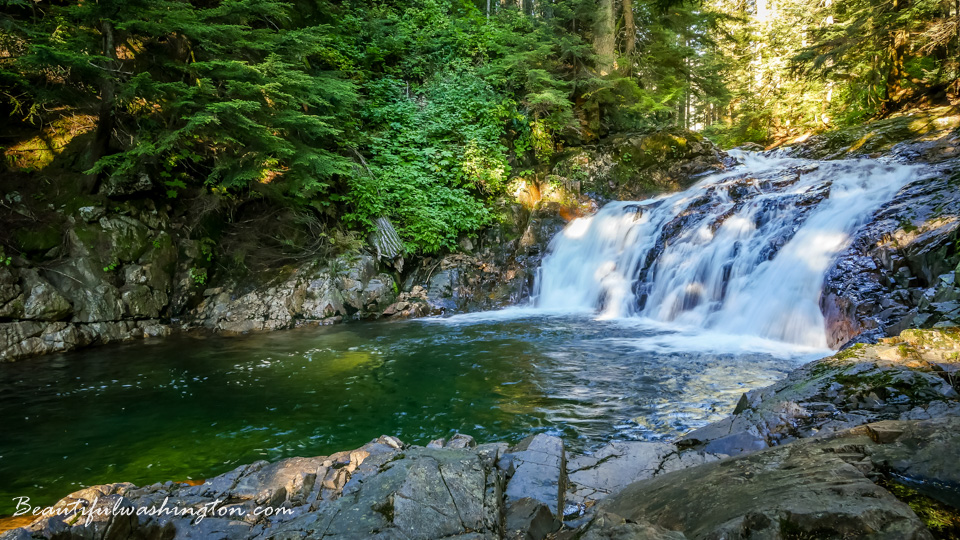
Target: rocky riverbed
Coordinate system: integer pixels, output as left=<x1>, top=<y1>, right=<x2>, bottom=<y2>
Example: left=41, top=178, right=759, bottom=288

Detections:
left=5, top=327, right=959, bottom=539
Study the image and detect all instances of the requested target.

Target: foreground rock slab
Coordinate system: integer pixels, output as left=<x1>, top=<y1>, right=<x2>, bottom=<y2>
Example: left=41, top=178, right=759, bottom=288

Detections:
left=565, top=441, right=720, bottom=518
left=587, top=418, right=960, bottom=540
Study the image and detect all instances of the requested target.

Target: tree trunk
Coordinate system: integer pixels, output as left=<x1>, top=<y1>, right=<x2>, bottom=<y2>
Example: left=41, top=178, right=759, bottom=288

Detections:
left=623, top=0, right=635, bottom=57
left=85, top=19, right=118, bottom=194
left=879, top=0, right=909, bottom=115
left=677, top=90, right=686, bottom=129
left=487, top=0, right=491, bottom=19
left=594, top=0, right=616, bottom=75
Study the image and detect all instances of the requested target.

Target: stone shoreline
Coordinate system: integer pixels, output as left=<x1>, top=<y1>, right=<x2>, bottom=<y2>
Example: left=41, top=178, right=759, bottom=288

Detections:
left=4, top=327, right=959, bottom=540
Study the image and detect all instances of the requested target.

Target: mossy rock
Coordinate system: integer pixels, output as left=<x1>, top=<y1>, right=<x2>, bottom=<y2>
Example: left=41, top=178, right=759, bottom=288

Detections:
left=15, top=223, right=62, bottom=254
left=72, top=215, right=152, bottom=266
left=139, top=232, right=178, bottom=277
left=551, top=129, right=724, bottom=201
left=797, top=106, right=960, bottom=159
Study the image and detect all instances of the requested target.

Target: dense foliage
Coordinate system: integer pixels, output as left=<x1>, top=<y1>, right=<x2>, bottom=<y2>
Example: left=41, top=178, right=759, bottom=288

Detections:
left=1, top=0, right=956, bottom=253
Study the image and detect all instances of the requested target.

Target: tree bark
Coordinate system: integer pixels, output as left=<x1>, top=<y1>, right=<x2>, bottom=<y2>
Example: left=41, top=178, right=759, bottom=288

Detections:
left=879, top=0, right=909, bottom=115
left=85, top=19, right=118, bottom=194
left=623, top=0, right=636, bottom=57
left=594, top=0, right=616, bottom=75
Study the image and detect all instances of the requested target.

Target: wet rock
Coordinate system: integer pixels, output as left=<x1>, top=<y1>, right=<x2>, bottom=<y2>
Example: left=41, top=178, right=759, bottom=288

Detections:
left=519, top=203, right=568, bottom=258
left=865, top=416, right=960, bottom=508
left=446, top=433, right=477, bottom=449
left=504, top=434, right=565, bottom=520
left=0, top=319, right=170, bottom=361
left=822, top=158, right=960, bottom=347
left=504, top=498, right=559, bottom=540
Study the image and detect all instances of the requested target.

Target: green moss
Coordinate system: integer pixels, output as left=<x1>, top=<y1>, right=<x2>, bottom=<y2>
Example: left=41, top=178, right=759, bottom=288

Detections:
left=877, top=477, right=960, bottom=539
left=15, top=224, right=62, bottom=253
left=73, top=223, right=100, bottom=252
left=833, top=343, right=867, bottom=361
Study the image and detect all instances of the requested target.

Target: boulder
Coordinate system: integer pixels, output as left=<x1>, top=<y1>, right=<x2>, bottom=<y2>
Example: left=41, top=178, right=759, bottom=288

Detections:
left=20, top=269, right=72, bottom=321
left=45, top=256, right=124, bottom=323
left=593, top=429, right=936, bottom=540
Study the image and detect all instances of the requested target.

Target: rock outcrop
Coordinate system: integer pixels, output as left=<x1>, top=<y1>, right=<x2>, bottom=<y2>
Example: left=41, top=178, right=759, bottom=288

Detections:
left=1, top=201, right=184, bottom=361
left=821, top=152, right=960, bottom=347
left=679, top=328, right=960, bottom=457
left=187, top=254, right=402, bottom=333
left=588, top=418, right=954, bottom=540
left=551, top=130, right=727, bottom=202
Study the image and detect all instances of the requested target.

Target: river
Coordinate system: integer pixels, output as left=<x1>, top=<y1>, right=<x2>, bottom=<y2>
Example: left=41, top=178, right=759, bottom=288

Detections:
left=0, top=151, right=922, bottom=514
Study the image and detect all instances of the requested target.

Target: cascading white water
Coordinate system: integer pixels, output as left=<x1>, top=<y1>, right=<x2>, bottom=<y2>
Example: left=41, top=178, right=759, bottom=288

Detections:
left=534, top=152, right=923, bottom=348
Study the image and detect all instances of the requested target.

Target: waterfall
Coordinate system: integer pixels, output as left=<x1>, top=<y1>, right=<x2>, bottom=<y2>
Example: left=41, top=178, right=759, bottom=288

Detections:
left=533, top=151, right=922, bottom=348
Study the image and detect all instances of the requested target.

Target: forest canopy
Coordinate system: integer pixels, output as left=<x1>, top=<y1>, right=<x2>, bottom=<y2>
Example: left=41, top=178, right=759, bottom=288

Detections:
left=1, top=0, right=957, bottom=253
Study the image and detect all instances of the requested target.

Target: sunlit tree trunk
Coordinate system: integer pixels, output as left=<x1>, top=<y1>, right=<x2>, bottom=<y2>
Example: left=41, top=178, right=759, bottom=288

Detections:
left=594, top=0, right=616, bottom=75
left=623, top=0, right=636, bottom=57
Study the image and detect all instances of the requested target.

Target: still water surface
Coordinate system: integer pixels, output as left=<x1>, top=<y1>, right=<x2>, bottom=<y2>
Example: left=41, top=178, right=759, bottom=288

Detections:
left=0, top=310, right=821, bottom=513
